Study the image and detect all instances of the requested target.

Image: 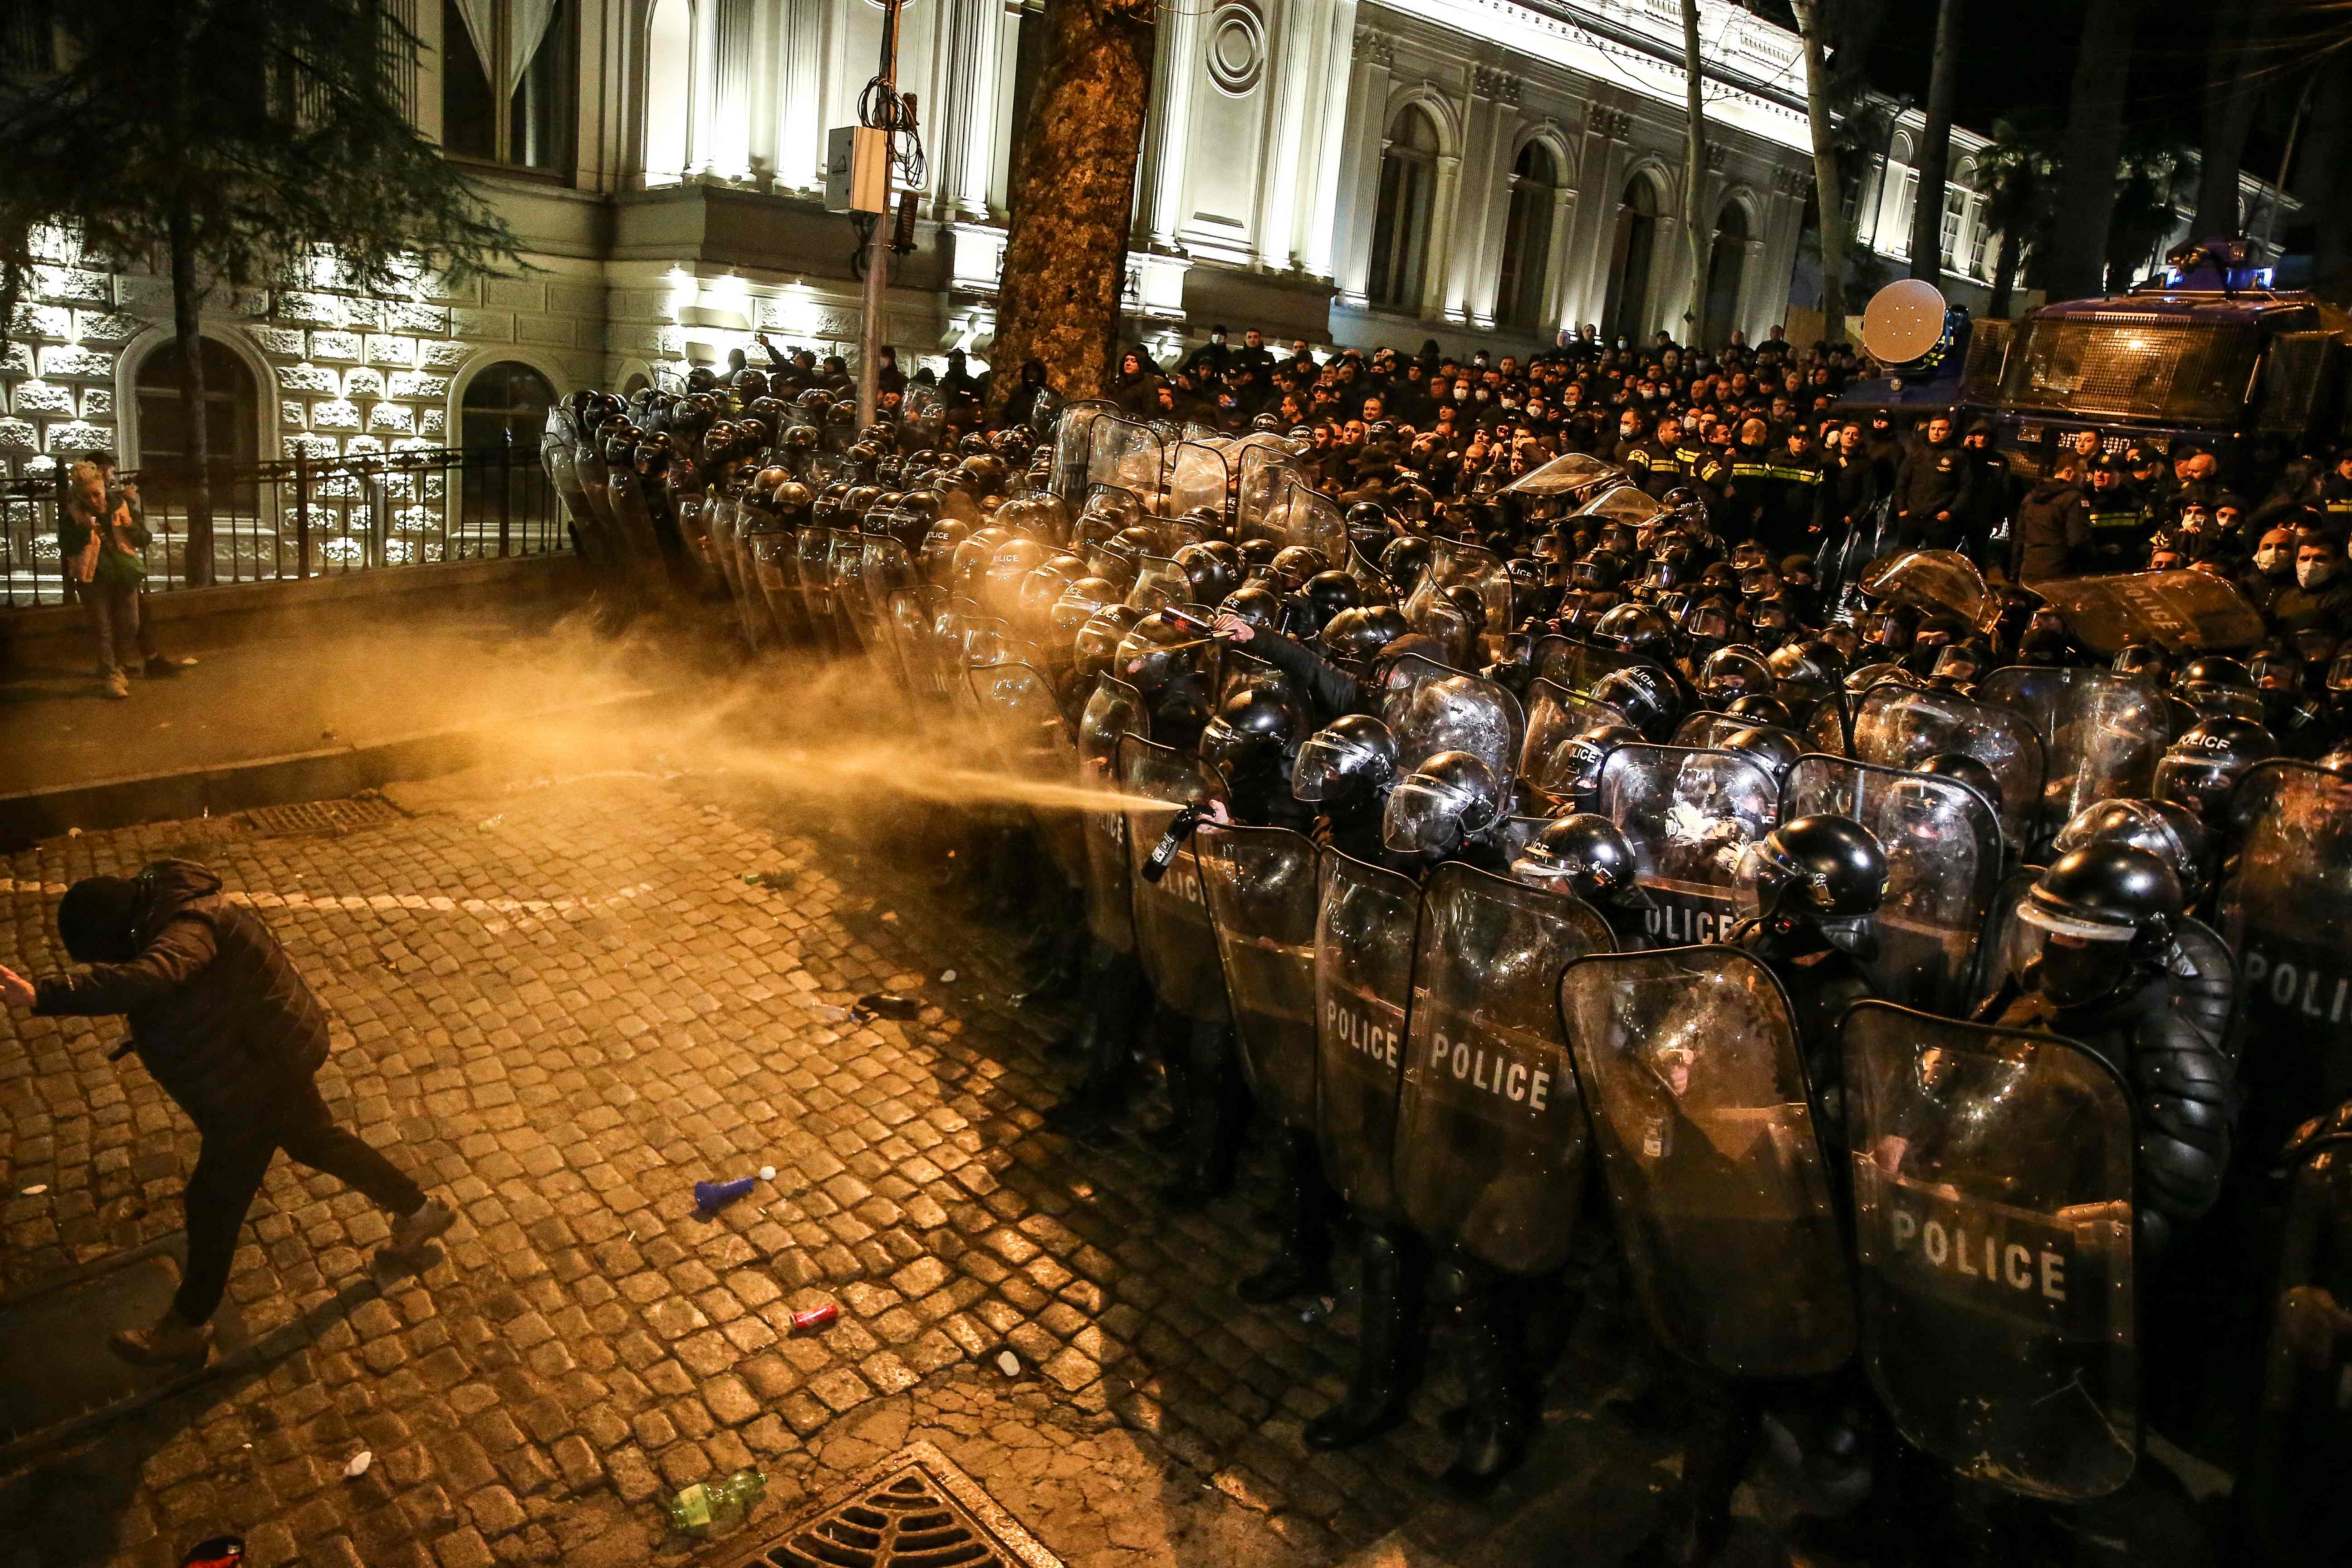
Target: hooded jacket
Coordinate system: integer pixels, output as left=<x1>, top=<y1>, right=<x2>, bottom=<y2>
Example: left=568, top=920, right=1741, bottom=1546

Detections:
left=33, top=860, right=332, bottom=1126
left=2009, top=476, right=2092, bottom=584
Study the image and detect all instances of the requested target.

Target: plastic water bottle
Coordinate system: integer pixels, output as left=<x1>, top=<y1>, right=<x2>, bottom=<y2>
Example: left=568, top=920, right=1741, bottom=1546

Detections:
left=663, top=1469, right=766, bottom=1538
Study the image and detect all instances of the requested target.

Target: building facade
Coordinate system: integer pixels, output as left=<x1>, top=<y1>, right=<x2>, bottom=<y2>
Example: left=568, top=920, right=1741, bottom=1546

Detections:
left=4, top=0, right=1838, bottom=481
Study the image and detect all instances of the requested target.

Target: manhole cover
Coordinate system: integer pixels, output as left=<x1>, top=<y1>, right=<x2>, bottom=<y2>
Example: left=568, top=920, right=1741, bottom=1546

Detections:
left=706, top=1441, right=1065, bottom=1568
left=240, top=796, right=406, bottom=837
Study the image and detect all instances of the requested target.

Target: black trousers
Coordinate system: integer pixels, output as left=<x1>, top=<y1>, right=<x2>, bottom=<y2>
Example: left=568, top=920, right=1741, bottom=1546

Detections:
left=176, top=1078, right=425, bottom=1323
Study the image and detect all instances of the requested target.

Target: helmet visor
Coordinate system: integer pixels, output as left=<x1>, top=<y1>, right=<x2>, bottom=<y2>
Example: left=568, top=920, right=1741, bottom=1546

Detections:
left=1290, top=733, right=1362, bottom=803
left=1382, top=777, right=1470, bottom=855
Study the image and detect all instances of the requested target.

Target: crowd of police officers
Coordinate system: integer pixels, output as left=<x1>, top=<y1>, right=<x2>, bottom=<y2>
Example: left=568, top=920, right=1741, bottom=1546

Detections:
left=540, top=364, right=2352, bottom=1566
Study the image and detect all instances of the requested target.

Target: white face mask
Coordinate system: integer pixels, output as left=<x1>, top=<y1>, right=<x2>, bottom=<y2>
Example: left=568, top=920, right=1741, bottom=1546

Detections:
left=2300, top=559, right=2337, bottom=589
left=2258, top=548, right=2289, bottom=572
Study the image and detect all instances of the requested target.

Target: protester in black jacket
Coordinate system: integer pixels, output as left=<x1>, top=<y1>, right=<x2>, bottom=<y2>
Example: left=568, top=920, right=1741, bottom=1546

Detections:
left=0, top=861, right=452, bottom=1364
left=1889, top=415, right=1974, bottom=550
left=2010, top=473, right=2092, bottom=584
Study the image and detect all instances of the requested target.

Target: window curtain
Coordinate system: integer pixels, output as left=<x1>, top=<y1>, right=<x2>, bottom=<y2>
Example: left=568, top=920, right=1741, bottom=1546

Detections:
left=451, top=0, right=557, bottom=94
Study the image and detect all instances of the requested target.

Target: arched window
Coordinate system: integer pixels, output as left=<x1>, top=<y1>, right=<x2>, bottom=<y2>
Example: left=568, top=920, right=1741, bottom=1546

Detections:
left=1602, top=175, right=1661, bottom=344
left=460, top=361, right=557, bottom=451
left=644, top=0, right=693, bottom=186
left=1368, top=106, right=1439, bottom=312
left=1701, top=201, right=1749, bottom=347
left=1495, top=142, right=1558, bottom=333
left=136, top=337, right=260, bottom=476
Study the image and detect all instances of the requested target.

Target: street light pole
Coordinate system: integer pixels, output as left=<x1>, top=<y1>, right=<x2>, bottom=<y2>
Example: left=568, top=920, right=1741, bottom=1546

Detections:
left=856, top=0, right=905, bottom=429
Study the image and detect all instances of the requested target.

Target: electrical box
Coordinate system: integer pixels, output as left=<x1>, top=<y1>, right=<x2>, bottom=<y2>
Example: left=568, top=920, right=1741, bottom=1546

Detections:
left=824, top=127, right=889, bottom=216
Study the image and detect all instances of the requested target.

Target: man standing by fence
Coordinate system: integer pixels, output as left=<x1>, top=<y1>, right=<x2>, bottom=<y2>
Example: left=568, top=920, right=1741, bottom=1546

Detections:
left=90, top=451, right=197, bottom=683
left=58, top=460, right=143, bottom=698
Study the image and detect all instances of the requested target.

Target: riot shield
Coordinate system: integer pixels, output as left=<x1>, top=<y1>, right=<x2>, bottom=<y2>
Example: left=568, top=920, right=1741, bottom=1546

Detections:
left=887, top=586, right=948, bottom=701
left=1803, top=694, right=1852, bottom=757
left=2219, top=761, right=2352, bottom=1161
left=1166, top=441, right=1235, bottom=524
left=1077, top=677, right=1149, bottom=955
left=1521, top=677, right=1632, bottom=786
left=1315, top=850, right=1422, bottom=1217
left=1531, top=635, right=1633, bottom=696
left=899, top=384, right=946, bottom=451
left=1196, top=824, right=1322, bottom=1131
left=1052, top=400, right=1117, bottom=502
left=605, top=470, right=664, bottom=563
left=1673, top=712, right=1800, bottom=752
left=1393, top=865, right=1613, bottom=1275
left=1851, top=680, right=2047, bottom=855
left=1842, top=1002, right=2138, bottom=1501
left=2239, top=1110, right=2352, bottom=1563
left=1597, top=745, right=1781, bottom=947
left=1783, top=755, right=2001, bottom=1013
left=1560, top=946, right=1855, bottom=1378
left=1216, top=647, right=1293, bottom=709
left=825, top=529, right=874, bottom=653
left=1378, top=655, right=1526, bottom=782
left=1087, top=416, right=1169, bottom=503
left=970, top=662, right=1085, bottom=883
left=1503, top=451, right=1622, bottom=501
left=540, top=410, right=602, bottom=557
left=2029, top=569, right=2265, bottom=657
left=573, top=441, right=619, bottom=544
left=1117, top=735, right=1229, bottom=1021
left=1858, top=549, right=1992, bottom=629
left=1980, top=667, right=2169, bottom=848
left=1127, top=554, right=1192, bottom=612
left=1401, top=539, right=1512, bottom=648
left=742, top=519, right=805, bottom=644
left=1568, top=483, right=1665, bottom=528
left=794, top=524, right=836, bottom=643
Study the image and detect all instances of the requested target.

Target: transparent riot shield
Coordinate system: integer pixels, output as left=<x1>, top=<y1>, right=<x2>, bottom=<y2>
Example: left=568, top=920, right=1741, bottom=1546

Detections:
left=1393, top=865, right=1613, bottom=1275
left=573, top=441, right=619, bottom=543
left=1401, top=539, right=1512, bottom=647
left=1842, top=1002, right=2138, bottom=1501
left=740, top=518, right=802, bottom=644
left=1804, top=694, right=1852, bottom=757
left=1197, top=824, right=1322, bottom=1131
left=2219, top=761, right=2352, bottom=1163
left=2029, top=569, right=2266, bottom=657
left=887, top=586, right=947, bottom=701
left=1980, top=668, right=2168, bottom=849
left=1216, top=647, right=1294, bottom=709
left=794, top=524, right=835, bottom=642
left=605, top=469, right=664, bottom=564
left=1504, top=451, right=1623, bottom=501
left=1127, top=555, right=1192, bottom=613
left=1166, top=441, right=1235, bottom=524
left=1561, top=946, right=1855, bottom=1378
left=1087, top=416, right=1169, bottom=504
left=1077, top=676, right=1149, bottom=955
left=2240, top=1109, right=2352, bottom=1563
left=825, top=529, right=874, bottom=653
left=1052, top=400, right=1117, bottom=502
left=540, top=410, right=600, bottom=550
left=1851, top=680, right=2048, bottom=856
left=1783, top=755, right=2001, bottom=1013
left=899, top=384, right=946, bottom=451
left=1598, top=745, right=1781, bottom=947
left=1117, top=735, right=1229, bottom=1021
left=1568, top=483, right=1665, bottom=529
left=1521, top=677, right=1632, bottom=787
left=1859, top=549, right=1993, bottom=629
left=970, top=662, right=1085, bottom=884
left=1315, top=850, right=1422, bottom=1217
left=1378, top=655, right=1526, bottom=782
left=1532, top=635, right=1634, bottom=696
left=1674, top=712, right=1800, bottom=752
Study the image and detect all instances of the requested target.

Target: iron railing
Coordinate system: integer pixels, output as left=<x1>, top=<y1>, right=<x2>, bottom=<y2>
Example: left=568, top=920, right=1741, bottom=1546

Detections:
left=0, top=441, right=566, bottom=608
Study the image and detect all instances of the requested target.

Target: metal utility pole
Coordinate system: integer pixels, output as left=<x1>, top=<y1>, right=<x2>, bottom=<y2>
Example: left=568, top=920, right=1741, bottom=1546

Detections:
left=856, top=0, right=906, bottom=428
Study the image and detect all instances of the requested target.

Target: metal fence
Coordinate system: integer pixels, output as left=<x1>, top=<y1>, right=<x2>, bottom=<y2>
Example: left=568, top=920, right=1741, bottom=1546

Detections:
left=0, top=442, right=568, bottom=608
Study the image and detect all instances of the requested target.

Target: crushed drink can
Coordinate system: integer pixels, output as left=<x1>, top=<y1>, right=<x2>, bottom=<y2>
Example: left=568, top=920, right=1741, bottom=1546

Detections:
left=789, top=1303, right=838, bottom=1334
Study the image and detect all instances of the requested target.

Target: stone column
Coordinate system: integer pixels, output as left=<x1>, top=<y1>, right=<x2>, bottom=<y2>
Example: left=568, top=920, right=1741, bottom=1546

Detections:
left=774, top=0, right=827, bottom=193
left=936, top=0, right=1004, bottom=221
left=1258, top=0, right=1320, bottom=270
left=1542, top=184, right=1578, bottom=336
left=1332, top=25, right=1390, bottom=306
left=1460, top=72, right=1522, bottom=328
left=1568, top=106, right=1630, bottom=334
left=707, top=0, right=754, bottom=180
left=1139, top=0, right=1205, bottom=249
left=1301, top=0, right=1358, bottom=282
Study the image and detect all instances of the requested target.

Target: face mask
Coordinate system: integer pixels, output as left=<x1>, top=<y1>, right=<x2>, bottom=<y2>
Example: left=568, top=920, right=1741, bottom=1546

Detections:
left=2258, top=547, right=2289, bottom=573
left=2300, top=559, right=2337, bottom=589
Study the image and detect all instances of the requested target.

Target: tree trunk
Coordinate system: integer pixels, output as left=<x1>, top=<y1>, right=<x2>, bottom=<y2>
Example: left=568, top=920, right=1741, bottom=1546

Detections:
left=1679, top=0, right=1710, bottom=345
left=1989, top=227, right=2022, bottom=318
left=167, top=196, right=213, bottom=588
left=2307, top=55, right=2352, bottom=298
left=1788, top=0, right=1847, bottom=343
left=991, top=0, right=1155, bottom=412
left=2041, top=0, right=2137, bottom=303
left=1906, top=0, right=1964, bottom=283
left=2191, top=4, right=2262, bottom=240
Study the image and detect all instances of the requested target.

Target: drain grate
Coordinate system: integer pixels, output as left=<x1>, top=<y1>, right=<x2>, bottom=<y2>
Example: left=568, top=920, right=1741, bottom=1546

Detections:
left=706, top=1441, right=1066, bottom=1568
left=240, top=796, right=407, bottom=838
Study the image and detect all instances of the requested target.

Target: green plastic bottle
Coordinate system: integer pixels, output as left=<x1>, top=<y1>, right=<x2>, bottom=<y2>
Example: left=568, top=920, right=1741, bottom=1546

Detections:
left=662, top=1468, right=767, bottom=1538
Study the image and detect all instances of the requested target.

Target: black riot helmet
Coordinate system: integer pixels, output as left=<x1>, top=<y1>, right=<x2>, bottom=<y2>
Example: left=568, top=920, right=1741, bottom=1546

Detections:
left=1292, top=714, right=1400, bottom=808
left=2113, top=642, right=2170, bottom=683
left=1172, top=542, right=1240, bottom=607
left=1861, top=603, right=1920, bottom=654
left=1382, top=750, right=1505, bottom=858
left=1735, top=814, right=1890, bottom=931
left=1697, top=645, right=1776, bottom=706
left=1511, top=814, right=1654, bottom=910
left=1294, top=570, right=1366, bottom=637
left=1569, top=552, right=1627, bottom=592
left=1535, top=722, right=1643, bottom=800
left=2053, top=797, right=2212, bottom=908
left=1379, top=535, right=1434, bottom=595
left=1267, top=544, right=1330, bottom=592
left=1916, top=752, right=2003, bottom=819
left=1218, top=582, right=1287, bottom=635
left=1345, top=500, right=1393, bottom=536
left=1113, top=612, right=1206, bottom=693
left=2151, top=715, right=2277, bottom=833
left=1768, top=638, right=1844, bottom=709
left=1723, top=693, right=1795, bottom=730
left=2017, top=843, right=2182, bottom=1007
left=1720, top=725, right=1802, bottom=786
left=2171, top=655, right=2263, bottom=722
left=1200, top=686, right=1309, bottom=789
left=1592, top=602, right=1677, bottom=661
left=1320, top=604, right=1411, bottom=671
left=1073, top=602, right=1147, bottom=682
left=1589, top=664, right=1683, bottom=741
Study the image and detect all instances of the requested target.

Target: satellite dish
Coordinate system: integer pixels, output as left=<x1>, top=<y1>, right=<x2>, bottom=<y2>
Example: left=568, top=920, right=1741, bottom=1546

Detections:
left=1860, top=279, right=1950, bottom=365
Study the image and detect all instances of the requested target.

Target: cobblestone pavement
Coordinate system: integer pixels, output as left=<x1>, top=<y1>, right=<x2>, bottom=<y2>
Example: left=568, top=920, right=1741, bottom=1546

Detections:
left=0, top=744, right=1655, bottom=1568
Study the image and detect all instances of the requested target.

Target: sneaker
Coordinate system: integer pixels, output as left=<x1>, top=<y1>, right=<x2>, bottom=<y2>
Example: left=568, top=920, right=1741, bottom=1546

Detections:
left=145, top=654, right=195, bottom=678
left=103, top=671, right=130, bottom=699
left=111, top=1308, right=213, bottom=1366
left=386, top=1196, right=456, bottom=1255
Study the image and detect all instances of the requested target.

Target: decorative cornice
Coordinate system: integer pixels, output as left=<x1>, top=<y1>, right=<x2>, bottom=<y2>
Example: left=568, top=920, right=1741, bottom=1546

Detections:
left=1353, top=26, right=1394, bottom=68
left=1587, top=106, right=1631, bottom=141
left=1705, top=143, right=1730, bottom=172
left=1773, top=166, right=1813, bottom=197
left=1471, top=64, right=1522, bottom=106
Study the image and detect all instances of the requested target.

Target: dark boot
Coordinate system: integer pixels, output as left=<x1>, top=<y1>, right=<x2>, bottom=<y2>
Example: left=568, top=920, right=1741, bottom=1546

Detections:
left=1641, top=1379, right=1758, bottom=1567
left=1144, top=1005, right=1193, bottom=1152
left=1240, top=1130, right=1334, bottom=1303
left=1441, top=1263, right=1529, bottom=1494
left=1304, top=1224, right=1419, bottom=1450
left=1161, top=1016, right=1242, bottom=1207
left=1046, top=946, right=1143, bottom=1135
